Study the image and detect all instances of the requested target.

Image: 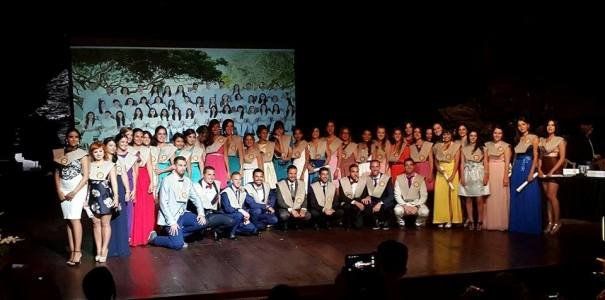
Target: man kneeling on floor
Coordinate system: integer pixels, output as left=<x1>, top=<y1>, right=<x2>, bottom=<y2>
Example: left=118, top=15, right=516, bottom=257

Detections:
left=148, top=156, right=207, bottom=250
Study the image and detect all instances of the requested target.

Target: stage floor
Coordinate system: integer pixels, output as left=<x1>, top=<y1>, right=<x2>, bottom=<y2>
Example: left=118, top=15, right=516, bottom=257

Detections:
left=5, top=226, right=565, bottom=299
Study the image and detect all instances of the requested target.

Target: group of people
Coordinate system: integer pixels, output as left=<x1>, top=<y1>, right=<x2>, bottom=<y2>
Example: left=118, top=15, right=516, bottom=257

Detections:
left=77, top=81, right=296, bottom=147
left=54, top=115, right=601, bottom=264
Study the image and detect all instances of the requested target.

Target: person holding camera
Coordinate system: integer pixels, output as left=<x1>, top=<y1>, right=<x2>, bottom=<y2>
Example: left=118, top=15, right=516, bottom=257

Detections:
left=394, top=159, right=429, bottom=228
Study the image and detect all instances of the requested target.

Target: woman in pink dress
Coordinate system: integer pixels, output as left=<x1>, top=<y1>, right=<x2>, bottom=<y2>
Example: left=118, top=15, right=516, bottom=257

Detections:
left=484, top=125, right=511, bottom=231
left=130, top=128, right=157, bottom=246
left=204, top=119, right=229, bottom=189
left=410, top=127, right=435, bottom=192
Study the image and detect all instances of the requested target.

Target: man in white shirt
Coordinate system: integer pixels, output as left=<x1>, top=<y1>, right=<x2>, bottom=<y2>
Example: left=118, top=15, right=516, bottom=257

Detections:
left=394, top=159, right=429, bottom=228
left=192, top=166, right=235, bottom=240
left=338, top=164, right=370, bottom=229
left=148, top=156, right=206, bottom=250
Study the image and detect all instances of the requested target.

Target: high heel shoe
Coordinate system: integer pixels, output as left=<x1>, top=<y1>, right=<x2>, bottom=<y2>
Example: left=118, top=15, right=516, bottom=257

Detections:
left=475, top=222, right=483, bottom=231
left=550, top=222, right=562, bottom=234
left=464, top=219, right=474, bottom=230
left=66, top=251, right=82, bottom=266
left=544, top=222, right=553, bottom=234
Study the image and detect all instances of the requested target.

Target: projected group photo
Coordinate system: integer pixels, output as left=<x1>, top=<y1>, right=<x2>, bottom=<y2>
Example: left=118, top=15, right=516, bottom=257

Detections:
left=71, top=47, right=296, bottom=148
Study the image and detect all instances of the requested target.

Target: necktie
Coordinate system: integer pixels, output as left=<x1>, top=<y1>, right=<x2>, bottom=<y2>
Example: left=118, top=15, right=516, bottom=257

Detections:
left=322, top=184, right=326, bottom=196
left=236, top=190, right=240, bottom=200
left=407, top=175, right=414, bottom=188
left=290, top=182, right=295, bottom=195
left=373, top=177, right=378, bottom=187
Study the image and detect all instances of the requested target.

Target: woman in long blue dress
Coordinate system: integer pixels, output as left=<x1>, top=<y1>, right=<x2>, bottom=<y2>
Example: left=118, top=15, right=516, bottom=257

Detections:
left=106, top=134, right=133, bottom=257
left=509, top=117, right=542, bottom=234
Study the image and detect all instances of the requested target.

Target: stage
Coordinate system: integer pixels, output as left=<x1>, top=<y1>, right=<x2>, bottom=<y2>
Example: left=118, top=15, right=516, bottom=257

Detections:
left=2, top=224, right=583, bottom=299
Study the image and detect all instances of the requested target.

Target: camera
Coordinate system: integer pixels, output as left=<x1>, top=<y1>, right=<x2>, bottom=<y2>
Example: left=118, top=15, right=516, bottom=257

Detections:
left=345, top=252, right=377, bottom=273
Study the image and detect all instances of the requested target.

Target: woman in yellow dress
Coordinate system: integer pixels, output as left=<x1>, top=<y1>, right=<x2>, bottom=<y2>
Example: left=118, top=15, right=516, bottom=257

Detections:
left=432, top=129, right=462, bottom=228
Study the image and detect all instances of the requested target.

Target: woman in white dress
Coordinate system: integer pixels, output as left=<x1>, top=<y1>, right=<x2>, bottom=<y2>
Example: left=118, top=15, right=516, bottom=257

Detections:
left=459, top=130, right=490, bottom=230
left=131, top=108, right=146, bottom=130
left=257, top=104, right=272, bottom=130
left=169, top=107, right=184, bottom=138
left=151, top=96, right=166, bottom=113
left=291, top=127, right=309, bottom=191
left=145, top=108, right=161, bottom=134
left=115, top=110, right=129, bottom=131
left=256, top=125, right=278, bottom=188
left=54, top=128, right=89, bottom=266
left=122, top=98, right=136, bottom=122
left=159, top=109, right=170, bottom=129
left=284, top=104, right=296, bottom=134
left=242, top=133, right=264, bottom=185
left=136, top=97, right=150, bottom=115
left=100, top=111, right=117, bottom=139
left=183, top=108, right=196, bottom=131
left=244, top=105, right=257, bottom=134
left=82, top=111, right=100, bottom=148
left=233, top=105, right=246, bottom=135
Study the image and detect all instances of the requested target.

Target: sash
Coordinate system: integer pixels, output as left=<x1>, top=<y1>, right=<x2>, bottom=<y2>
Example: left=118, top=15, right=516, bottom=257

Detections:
left=485, top=141, right=509, bottom=157
left=258, top=141, right=275, bottom=162
left=340, top=142, right=357, bottom=160
left=309, top=140, right=327, bottom=160
left=357, top=144, right=370, bottom=163
left=339, top=177, right=365, bottom=200
left=372, top=140, right=391, bottom=161
left=116, top=152, right=138, bottom=175
left=410, top=141, right=433, bottom=162
left=462, top=145, right=484, bottom=162
left=365, top=174, right=391, bottom=198
left=244, top=147, right=260, bottom=163
left=89, top=160, right=115, bottom=180
left=434, top=142, right=460, bottom=162
left=244, top=183, right=271, bottom=205
left=53, top=148, right=87, bottom=166
left=396, top=173, right=425, bottom=202
left=539, top=136, right=564, bottom=154
left=514, top=134, right=537, bottom=154
left=277, top=180, right=305, bottom=209
left=292, top=141, right=308, bottom=159
left=222, top=186, right=247, bottom=209
left=310, top=181, right=335, bottom=209
left=227, top=135, right=242, bottom=155
left=190, top=144, right=205, bottom=163
left=158, top=144, right=177, bottom=163
left=149, top=146, right=159, bottom=164
left=205, top=136, right=226, bottom=154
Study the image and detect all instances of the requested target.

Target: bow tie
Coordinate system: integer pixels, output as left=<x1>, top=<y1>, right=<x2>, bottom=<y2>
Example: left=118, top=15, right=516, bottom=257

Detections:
left=350, top=179, right=358, bottom=184
left=178, top=179, right=184, bottom=182
left=205, top=184, right=212, bottom=189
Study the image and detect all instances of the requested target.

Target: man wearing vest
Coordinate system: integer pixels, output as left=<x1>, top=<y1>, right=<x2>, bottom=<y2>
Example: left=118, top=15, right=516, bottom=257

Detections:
left=243, top=168, right=279, bottom=230
left=308, top=167, right=344, bottom=230
left=394, top=159, right=429, bottom=228
left=338, top=164, right=370, bottom=229
left=365, top=160, right=395, bottom=230
left=276, top=165, right=311, bottom=230
left=220, top=172, right=258, bottom=238
left=192, top=166, right=236, bottom=240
